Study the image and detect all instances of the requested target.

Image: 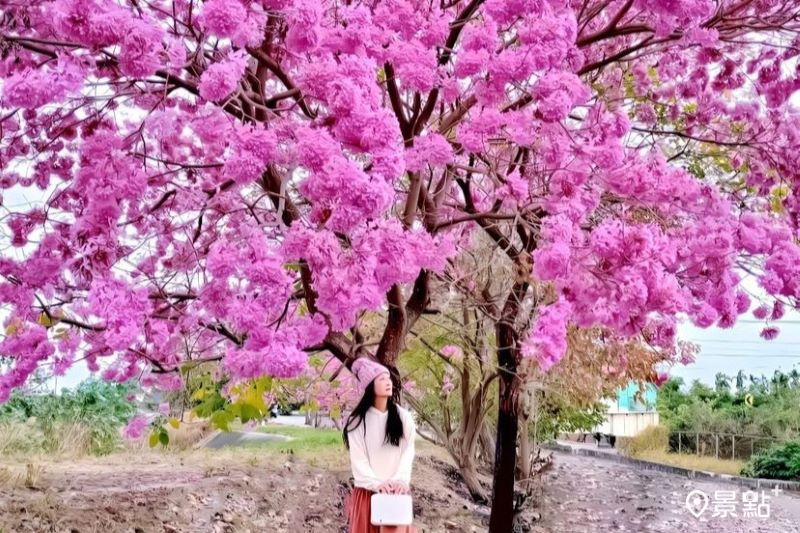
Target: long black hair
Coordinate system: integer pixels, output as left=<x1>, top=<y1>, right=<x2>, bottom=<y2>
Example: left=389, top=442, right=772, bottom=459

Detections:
left=342, top=381, right=404, bottom=449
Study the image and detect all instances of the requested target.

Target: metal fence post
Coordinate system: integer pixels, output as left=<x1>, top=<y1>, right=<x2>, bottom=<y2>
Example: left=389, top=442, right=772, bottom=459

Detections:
left=715, top=434, right=719, bottom=459
left=696, top=432, right=700, bottom=455
left=678, top=432, right=682, bottom=454
left=732, top=435, right=735, bottom=460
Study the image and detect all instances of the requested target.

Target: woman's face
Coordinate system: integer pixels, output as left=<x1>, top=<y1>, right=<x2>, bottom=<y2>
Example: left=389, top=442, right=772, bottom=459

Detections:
left=373, top=373, right=393, bottom=398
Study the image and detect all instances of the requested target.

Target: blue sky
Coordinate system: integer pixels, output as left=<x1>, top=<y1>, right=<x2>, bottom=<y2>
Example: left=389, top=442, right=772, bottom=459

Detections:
left=674, top=317, right=800, bottom=387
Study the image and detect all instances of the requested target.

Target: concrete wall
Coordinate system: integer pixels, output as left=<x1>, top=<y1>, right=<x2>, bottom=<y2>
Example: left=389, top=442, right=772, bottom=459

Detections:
left=593, top=411, right=660, bottom=437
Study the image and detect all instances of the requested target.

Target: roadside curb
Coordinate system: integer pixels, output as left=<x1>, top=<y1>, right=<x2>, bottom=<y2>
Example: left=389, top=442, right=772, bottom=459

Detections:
left=543, top=442, right=800, bottom=493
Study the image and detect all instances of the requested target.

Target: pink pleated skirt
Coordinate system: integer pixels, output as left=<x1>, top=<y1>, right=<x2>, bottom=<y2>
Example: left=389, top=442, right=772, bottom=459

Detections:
left=345, top=488, right=418, bottom=533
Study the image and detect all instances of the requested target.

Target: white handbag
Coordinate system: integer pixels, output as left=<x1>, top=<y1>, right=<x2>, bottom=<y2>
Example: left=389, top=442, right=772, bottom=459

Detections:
left=370, top=493, right=414, bottom=526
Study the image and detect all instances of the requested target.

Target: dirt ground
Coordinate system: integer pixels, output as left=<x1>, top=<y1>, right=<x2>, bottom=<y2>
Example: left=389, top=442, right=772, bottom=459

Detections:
left=0, top=445, right=496, bottom=533
left=537, top=452, right=800, bottom=533
left=3, top=447, right=800, bottom=533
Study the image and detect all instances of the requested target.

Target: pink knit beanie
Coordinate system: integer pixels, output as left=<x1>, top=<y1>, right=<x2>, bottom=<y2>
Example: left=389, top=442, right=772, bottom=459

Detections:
left=351, top=358, right=390, bottom=392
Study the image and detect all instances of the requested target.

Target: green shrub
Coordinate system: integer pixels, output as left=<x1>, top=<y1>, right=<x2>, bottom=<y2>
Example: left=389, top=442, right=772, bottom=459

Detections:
left=0, top=380, right=137, bottom=456
left=620, top=424, right=669, bottom=456
left=741, top=442, right=800, bottom=480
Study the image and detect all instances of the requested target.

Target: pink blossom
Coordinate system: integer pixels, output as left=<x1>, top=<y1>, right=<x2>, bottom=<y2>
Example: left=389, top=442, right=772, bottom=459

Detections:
left=388, top=42, right=438, bottom=93
left=533, top=72, right=590, bottom=122
left=683, top=27, right=720, bottom=47
left=441, top=375, right=456, bottom=396
left=52, top=0, right=129, bottom=46
left=440, top=345, right=463, bottom=361
left=123, top=415, right=149, bottom=440
left=198, top=0, right=248, bottom=37
left=760, top=327, right=780, bottom=340
left=1, top=56, right=84, bottom=109
left=285, top=0, right=323, bottom=53
left=533, top=242, right=571, bottom=280
left=199, top=50, right=248, bottom=102
left=771, top=301, right=785, bottom=320
left=679, top=346, right=697, bottom=366
left=405, top=134, right=453, bottom=172
left=403, top=380, right=418, bottom=394
left=753, top=305, right=770, bottom=319
left=119, top=20, right=164, bottom=77
left=521, top=298, right=572, bottom=371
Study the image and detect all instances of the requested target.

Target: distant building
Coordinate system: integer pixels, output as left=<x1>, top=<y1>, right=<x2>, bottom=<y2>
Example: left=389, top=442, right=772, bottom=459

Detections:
left=593, top=382, right=659, bottom=440
left=610, top=382, right=657, bottom=412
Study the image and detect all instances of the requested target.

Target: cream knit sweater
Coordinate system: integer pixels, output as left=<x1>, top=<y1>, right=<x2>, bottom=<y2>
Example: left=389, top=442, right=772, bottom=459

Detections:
left=347, top=405, right=416, bottom=491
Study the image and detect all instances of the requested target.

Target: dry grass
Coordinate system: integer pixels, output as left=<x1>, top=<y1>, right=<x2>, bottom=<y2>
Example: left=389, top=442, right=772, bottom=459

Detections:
left=0, top=463, right=46, bottom=489
left=0, top=420, right=107, bottom=459
left=620, top=425, right=744, bottom=475
left=46, top=422, right=93, bottom=457
left=0, top=421, right=42, bottom=456
left=634, top=449, right=746, bottom=476
left=619, top=424, right=669, bottom=456
left=122, top=419, right=212, bottom=453
left=168, top=419, right=212, bottom=450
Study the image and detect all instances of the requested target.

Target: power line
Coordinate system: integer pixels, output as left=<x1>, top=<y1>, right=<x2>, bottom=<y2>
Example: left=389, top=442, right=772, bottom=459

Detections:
left=693, top=354, right=799, bottom=358
left=691, top=339, right=799, bottom=344
left=721, top=319, right=800, bottom=324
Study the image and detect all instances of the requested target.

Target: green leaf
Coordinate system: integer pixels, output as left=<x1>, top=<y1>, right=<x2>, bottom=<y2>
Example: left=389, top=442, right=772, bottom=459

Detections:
left=647, top=66, right=660, bottom=84
left=622, top=71, right=635, bottom=99
left=239, top=380, right=268, bottom=414
left=159, top=429, right=170, bottom=446
left=240, top=403, right=261, bottom=423
left=149, top=431, right=159, bottom=448
left=211, top=410, right=233, bottom=432
left=687, top=159, right=706, bottom=179
left=168, top=417, right=180, bottom=429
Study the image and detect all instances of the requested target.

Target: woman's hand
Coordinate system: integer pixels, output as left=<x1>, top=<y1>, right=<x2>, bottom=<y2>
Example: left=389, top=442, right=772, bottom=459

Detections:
left=392, top=481, right=410, bottom=494
left=376, top=481, right=395, bottom=494
left=377, top=480, right=410, bottom=494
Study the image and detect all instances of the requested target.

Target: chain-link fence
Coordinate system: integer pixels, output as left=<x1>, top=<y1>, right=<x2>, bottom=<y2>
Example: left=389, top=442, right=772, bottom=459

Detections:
left=668, top=432, right=779, bottom=461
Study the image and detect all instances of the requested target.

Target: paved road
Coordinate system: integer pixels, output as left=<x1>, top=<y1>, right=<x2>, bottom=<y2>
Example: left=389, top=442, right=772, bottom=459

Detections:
left=536, top=452, right=800, bottom=532
left=202, top=431, right=291, bottom=449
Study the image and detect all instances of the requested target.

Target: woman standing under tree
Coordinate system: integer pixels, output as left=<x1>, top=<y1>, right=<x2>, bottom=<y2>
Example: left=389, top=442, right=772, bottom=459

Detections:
left=343, top=358, right=417, bottom=533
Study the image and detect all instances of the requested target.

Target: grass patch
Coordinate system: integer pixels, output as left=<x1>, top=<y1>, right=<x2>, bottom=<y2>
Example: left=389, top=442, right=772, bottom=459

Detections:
left=634, top=449, right=746, bottom=476
left=253, top=424, right=346, bottom=467
left=256, top=424, right=341, bottom=449
left=619, top=425, right=669, bottom=456
left=621, top=425, right=745, bottom=475
left=0, top=463, right=47, bottom=489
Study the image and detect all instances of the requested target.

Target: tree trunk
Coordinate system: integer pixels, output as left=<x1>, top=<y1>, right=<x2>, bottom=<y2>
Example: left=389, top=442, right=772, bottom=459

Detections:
left=458, top=460, right=489, bottom=502
left=488, top=320, right=520, bottom=533
left=517, top=418, right=531, bottom=483
left=479, top=421, right=496, bottom=470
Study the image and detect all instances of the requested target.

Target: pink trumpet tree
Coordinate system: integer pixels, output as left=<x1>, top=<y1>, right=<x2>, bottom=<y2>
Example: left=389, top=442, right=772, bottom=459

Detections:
left=1, top=1, right=800, bottom=529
